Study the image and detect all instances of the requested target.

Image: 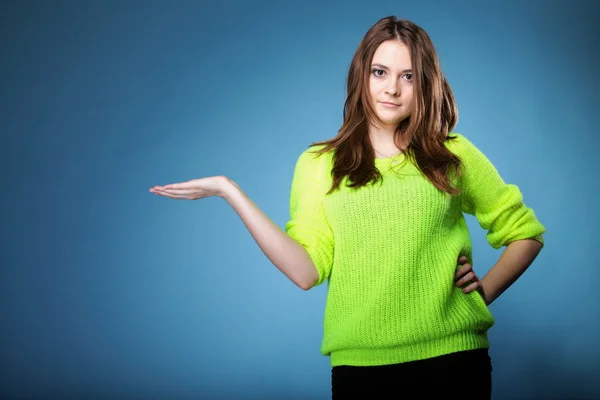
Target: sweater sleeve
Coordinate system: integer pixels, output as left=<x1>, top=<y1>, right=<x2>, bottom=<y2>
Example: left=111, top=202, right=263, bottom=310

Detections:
left=448, top=134, right=546, bottom=249
left=285, top=148, right=335, bottom=286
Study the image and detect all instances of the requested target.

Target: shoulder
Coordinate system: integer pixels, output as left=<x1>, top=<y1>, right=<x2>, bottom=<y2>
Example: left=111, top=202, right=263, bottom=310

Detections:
left=289, top=145, right=335, bottom=195
left=293, top=144, right=334, bottom=177
left=444, top=132, right=489, bottom=161
left=445, top=132, right=500, bottom=173
left=444, top=132, right=475, bottom=154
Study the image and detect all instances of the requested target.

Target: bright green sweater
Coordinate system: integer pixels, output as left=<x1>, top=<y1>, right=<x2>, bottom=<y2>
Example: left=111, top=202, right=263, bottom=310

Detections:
left=285, top=133, right=545, bottom=367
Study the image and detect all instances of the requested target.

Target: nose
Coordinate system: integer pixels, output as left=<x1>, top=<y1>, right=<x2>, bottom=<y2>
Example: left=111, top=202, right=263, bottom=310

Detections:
left=385, top=79, right=399, bottom=96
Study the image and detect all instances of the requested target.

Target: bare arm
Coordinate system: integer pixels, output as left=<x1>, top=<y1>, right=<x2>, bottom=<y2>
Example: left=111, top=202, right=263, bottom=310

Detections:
left=221, top=178, right=319, bottom=290
left=479, top=239, right=543, bottom=305
left=456, top=238, right=543, bottom=305
left=151, top=176, right=319, bottom=290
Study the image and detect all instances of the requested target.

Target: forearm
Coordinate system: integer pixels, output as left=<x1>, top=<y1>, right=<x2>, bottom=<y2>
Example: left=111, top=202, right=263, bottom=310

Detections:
left=220, top=178, right=319, bottom=290
left=480, top=239, right=543, bottom=305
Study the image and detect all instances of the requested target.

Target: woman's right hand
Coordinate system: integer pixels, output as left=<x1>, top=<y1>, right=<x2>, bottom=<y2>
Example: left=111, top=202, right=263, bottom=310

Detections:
left=150, top=173, right=318, bottom=289
left=149, top=175, right=232, bottom=200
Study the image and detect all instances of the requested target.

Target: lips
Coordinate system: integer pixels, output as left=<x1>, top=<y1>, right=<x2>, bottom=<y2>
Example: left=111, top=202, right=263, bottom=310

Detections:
left=379, top=101, right=400, bottom=106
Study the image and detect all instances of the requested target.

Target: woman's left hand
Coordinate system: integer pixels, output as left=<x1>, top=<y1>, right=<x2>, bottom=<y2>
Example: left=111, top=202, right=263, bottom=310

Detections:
left=455, top=256, right=486, bottom=299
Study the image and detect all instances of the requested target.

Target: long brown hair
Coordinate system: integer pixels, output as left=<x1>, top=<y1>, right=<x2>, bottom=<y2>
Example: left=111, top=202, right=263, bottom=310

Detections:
left=312, top=16, right=462, bottom=195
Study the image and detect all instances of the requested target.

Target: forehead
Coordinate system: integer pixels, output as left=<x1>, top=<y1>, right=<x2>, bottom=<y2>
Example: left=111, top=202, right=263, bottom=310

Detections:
left=372, top=40, right=412, bottom=68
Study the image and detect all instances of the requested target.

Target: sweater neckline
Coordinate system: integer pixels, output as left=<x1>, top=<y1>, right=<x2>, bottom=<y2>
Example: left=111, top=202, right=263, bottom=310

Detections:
left=374, top=153, right=405, bottom=165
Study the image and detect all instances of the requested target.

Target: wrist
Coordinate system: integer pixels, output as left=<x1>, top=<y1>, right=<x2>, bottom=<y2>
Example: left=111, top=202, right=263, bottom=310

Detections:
left=219, top=176, right=240, bottom=201
left=479, top=278, right=493, bottom=306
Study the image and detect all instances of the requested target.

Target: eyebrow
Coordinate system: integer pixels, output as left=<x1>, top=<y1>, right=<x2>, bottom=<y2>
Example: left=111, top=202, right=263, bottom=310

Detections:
left=371, top=63, right=412, bottom=73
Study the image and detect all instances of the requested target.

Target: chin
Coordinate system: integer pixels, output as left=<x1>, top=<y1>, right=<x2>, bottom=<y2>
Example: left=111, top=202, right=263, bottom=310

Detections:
left=377, top=114, right=408, bottom=126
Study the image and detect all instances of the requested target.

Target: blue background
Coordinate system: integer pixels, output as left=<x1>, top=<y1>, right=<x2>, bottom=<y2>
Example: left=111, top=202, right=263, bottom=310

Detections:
left=1, top=0, right=598, bottom=399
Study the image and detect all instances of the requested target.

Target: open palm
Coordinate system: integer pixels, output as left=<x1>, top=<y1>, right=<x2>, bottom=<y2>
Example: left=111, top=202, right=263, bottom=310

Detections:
left=149, top=176, right=229, bottom=200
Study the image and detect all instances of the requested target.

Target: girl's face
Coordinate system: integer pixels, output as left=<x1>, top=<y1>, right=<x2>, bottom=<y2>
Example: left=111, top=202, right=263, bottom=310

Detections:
left=368, top=40, right=414, bottom=129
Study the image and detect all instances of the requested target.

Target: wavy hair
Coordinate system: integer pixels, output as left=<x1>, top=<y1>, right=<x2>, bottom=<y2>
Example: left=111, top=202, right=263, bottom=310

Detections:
left=312, top=16, right=462, bottom=195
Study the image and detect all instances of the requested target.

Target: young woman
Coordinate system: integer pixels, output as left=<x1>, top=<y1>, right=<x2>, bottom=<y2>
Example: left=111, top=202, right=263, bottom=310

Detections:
left=150, top=16, right=545, bottom=399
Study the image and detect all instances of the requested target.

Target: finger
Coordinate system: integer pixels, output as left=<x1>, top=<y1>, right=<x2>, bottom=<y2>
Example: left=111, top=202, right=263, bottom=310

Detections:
left=152, top=189, right=190, bottom=200
left=150, top=186, right=171, bottom=192
left=159, top=188, right=197, bottom=196
left=455, top=271, right=475, bottom=287
left=163, top=182, right=191, bottom=190
left=455, top=263, right=472, bottom=277
left=462, top=281, right=480, bottom=294
left=457, top=256, right=468, bottom=264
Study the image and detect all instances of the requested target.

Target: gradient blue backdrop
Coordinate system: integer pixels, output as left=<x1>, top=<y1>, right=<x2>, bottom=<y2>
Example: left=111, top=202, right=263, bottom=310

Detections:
left=1, top=0, right=598, bottom=399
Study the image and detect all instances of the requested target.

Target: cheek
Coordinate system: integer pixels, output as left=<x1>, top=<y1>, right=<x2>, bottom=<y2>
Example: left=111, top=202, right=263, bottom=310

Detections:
left=402, top=92, right=414, bottom=110
left=368, top=79, right=380, bottom=98
left=372, top=76, right=390, bottom=89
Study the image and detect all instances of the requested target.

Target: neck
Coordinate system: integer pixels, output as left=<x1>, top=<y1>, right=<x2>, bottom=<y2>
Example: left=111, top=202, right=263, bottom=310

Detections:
left=368, top=123, right=405, bottom=155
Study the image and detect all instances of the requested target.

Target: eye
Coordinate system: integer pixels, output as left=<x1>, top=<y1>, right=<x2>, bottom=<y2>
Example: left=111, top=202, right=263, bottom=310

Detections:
left=403, top=73, right=413, bottom=81
left=372, top=69, right=385, bottom=77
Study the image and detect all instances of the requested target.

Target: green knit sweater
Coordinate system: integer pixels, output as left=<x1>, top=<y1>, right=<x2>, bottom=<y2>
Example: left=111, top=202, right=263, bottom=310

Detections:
left=285, top=133, right=545, bottom=367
